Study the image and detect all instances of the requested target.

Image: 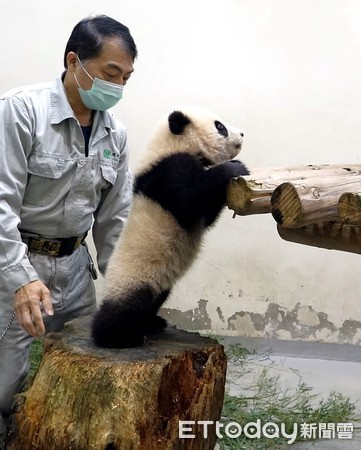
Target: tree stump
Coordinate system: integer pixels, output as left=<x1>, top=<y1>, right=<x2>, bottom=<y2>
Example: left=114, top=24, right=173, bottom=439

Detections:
left=8, top=317, right=227, bottom=450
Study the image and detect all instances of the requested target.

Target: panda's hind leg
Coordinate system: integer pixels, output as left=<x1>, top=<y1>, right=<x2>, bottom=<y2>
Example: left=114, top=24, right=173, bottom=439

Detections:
left=143, top=290, right=170, bottom=334
left=91, top=286, right=170, bottom=348
left=143, top=315, right=168, bottom=334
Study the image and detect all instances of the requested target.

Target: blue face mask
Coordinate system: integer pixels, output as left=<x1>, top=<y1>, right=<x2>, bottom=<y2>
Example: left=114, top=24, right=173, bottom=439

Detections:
left=74, top=56, right=124, bottom=111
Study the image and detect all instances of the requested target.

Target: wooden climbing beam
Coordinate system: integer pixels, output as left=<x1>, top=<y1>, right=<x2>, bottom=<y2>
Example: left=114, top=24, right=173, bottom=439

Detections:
left=227, top=164, right=361, bottom=254
left=270, top=178, right=361, bottom=228
left=227, top=164, right=361, bottom=217
left=277, top=222, right=361, bottom=255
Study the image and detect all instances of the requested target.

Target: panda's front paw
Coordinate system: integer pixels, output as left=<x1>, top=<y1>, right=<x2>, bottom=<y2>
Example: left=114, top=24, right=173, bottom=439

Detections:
left=223, top=159, right=249, bottom=177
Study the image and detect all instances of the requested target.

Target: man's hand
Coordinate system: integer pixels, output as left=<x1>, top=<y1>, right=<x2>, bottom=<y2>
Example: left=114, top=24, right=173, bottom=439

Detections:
left=14, top=280, right=54, bottom=337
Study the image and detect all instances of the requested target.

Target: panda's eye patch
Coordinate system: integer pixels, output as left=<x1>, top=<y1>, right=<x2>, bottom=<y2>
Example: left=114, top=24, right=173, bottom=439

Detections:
left=214, top=120, right=229, bottom=138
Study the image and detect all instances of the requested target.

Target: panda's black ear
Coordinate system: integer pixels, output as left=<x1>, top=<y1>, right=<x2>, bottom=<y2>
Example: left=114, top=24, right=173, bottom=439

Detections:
left=168, top=110, right=191, bottom=135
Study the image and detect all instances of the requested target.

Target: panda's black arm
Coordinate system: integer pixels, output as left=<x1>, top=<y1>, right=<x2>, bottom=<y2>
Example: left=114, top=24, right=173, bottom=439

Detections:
left=199, top=160, right=249, bottom=226
left=134, top=153, right=248, bottom=230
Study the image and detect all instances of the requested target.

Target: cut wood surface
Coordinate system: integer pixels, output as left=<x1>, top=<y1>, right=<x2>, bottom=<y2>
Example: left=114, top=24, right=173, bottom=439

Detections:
left=338, top=192, right=361, bottom=225
left=227, top=176, right=273, bottom=215
left=227, top=164, right=361, bottom=216
left=8, top=317, right=227, bottom=450
left=270, top=178, right=361, bottom=228
left=277, top=222, right=361, bottom=254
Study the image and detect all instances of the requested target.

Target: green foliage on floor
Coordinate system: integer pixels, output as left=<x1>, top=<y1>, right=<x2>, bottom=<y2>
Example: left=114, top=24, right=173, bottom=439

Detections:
left=27, top=338, right=44, bottom=384
left=219, top=343, right=358, bottom=449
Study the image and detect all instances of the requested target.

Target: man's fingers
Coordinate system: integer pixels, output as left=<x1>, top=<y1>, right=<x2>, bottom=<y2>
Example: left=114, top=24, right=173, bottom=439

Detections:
left=41, top=289, right=54, bottom=316
left=14, top=280, right=53, bottom=336
left=17, top=306, right=43, bottom=337
left=30, top=303, right=46, bottom=336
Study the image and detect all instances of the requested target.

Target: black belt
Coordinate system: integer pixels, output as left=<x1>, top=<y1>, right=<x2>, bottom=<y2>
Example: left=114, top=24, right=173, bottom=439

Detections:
left=21, top=233, right=87, bottom=257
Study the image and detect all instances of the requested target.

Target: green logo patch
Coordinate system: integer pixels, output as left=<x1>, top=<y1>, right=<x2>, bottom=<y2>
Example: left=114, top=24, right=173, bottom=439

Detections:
left=103, top=149, right=112, bottom=159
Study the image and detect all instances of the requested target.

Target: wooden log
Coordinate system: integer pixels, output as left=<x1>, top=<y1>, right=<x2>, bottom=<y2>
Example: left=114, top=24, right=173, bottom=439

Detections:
left=227, top=164, right=361, bottom=216
left=270, top=178, right=361, bottom=228
left=227, top=176, right=273, bottom=215
left=338, top=192, right=361, bottom=225
left=246, top=164, right=361, bottom=180
left=277, top=222, right=361, bottom=254
left=8, top=317, right=227, bottom=450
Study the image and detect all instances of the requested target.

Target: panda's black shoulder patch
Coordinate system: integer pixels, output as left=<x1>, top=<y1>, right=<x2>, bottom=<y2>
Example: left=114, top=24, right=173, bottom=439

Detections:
left=134, top=152, right=204, bottom=230
left=196, top=153, right=213, bottom=167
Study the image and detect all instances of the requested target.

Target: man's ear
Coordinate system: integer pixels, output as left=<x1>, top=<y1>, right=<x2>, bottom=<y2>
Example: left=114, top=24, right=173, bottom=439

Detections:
left=168, top=110, right=191, bottom=135
left=66, top=52, right=78, bottom=71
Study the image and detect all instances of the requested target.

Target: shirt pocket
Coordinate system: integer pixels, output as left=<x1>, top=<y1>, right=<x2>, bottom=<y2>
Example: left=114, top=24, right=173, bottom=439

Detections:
left=23, top=153, right=67, bottom=206
left=100, top=163, right=117, bottom=187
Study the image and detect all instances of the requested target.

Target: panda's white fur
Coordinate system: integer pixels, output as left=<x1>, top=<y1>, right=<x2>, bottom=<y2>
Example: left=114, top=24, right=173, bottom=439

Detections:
left=105, top=197, right=203, bottom=299
left=138, top=105, right=243, bottom=171
left=92, top=106, right=249, bottom=348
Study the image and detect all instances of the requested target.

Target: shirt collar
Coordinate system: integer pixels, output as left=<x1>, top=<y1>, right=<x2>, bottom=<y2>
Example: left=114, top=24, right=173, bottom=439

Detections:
left=50, top=74, right=114, bottom=131
left=50, top=76, right=76, bottom=124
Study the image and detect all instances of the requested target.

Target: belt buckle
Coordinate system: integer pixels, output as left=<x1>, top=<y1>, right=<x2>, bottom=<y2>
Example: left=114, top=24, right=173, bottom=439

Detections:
left=74, top=235, right=84, bottom=250
left=30, top=238, right=61, bottom=256
left=43, top=240, right=62, bottom=256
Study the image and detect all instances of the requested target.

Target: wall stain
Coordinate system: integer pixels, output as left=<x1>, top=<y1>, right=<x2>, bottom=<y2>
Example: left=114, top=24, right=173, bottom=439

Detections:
left=161, top=300, right=361, bottom=345
left=216, top=307, right=225, bottom=323
left=339, top=320, right=361, bottom=344
left=161, top=299, right=212, bottom=330
left=228, top=302, right=339, bottom=341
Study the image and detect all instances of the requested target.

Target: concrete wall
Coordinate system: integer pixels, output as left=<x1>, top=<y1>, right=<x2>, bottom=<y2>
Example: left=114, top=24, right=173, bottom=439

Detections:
left=2, top=0, right=361, bottom=344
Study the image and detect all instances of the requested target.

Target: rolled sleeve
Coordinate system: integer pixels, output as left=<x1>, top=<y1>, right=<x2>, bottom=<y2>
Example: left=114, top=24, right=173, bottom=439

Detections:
left=1, top=254, right=39, bottom=293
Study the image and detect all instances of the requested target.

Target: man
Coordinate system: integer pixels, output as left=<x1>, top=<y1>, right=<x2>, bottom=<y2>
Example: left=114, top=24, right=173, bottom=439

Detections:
left=0, top=14, right=137, bottom=445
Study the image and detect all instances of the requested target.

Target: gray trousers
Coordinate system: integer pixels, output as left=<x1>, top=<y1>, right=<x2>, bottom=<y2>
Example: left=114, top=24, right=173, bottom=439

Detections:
left=0, top=244, right=97, bottom=433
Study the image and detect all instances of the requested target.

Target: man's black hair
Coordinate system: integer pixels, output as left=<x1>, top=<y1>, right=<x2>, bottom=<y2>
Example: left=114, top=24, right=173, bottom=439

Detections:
left=63, top=14, right=137, bottom=68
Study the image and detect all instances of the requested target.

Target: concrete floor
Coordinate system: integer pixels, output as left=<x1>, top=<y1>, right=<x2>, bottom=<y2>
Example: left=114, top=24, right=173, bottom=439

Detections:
left=222, top=336, right=361, bottom=449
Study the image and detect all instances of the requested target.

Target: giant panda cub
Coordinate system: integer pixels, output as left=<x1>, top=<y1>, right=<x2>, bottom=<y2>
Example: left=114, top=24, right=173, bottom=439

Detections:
left=92, top=106, right=249, bottom=348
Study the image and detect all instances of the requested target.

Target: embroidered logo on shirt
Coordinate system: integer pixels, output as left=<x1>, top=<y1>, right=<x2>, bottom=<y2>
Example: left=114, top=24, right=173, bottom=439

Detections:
left=103, top=149, right=112, bottom=159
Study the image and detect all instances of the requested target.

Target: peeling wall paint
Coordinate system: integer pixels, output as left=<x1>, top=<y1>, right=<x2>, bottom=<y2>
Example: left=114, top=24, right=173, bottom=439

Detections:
left=161, top=301, right=361, bottom=346
left=162, top=299, right=212, bottom=331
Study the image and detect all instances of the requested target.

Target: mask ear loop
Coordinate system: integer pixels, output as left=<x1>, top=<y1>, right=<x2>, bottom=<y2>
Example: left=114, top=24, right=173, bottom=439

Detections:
left=73, top=71, right=82, bottom=89
left=76, top=55, right=95, bottom=82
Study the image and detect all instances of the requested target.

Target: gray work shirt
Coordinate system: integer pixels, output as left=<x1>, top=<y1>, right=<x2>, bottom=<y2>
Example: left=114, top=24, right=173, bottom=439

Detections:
left=0, top=76, right=132, bottom=294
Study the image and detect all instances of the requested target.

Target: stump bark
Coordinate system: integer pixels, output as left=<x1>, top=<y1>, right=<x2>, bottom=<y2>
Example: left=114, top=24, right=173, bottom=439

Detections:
left=8, top=317, right=227, bottom=450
